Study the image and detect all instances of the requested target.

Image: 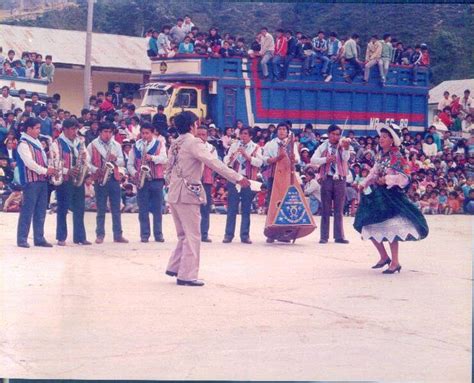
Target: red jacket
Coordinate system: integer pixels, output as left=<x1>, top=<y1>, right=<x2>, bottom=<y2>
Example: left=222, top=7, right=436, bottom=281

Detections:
left=275, top=36, right=288, bottom=56
left=99, top=99, right=115, bottom=112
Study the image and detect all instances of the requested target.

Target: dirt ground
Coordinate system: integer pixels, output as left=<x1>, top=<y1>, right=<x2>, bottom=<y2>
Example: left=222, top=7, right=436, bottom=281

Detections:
left=0, top=212, right=471, bottom=381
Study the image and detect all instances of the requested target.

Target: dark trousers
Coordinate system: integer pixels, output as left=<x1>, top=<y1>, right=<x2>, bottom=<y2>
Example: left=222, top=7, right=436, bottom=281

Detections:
left=200, top=183, right=213, bottom=239
left=56, top=180, right=86, bottom=243
left=225, top=182, right=255, bottom=240
left=346, top=57, right=363, bottom=80
left=282, top=55, right=295, bottom=79
left=17, top=181, right=48, bottom=245
left=137, top=179, right=164, bottom=240
left=272, top=55, right=284, bottom=79
left=95, top=179, right=122, bottom=240
left=320, top=177, right=346, bottom=241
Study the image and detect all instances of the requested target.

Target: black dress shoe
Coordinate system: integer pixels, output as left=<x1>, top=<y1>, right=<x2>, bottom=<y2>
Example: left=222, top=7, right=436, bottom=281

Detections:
left=177, top=279, right=205, bottom=286
left=241, top=238, right=252, bottom=244
left=165, top=270, right=178, bottom=277
left=75, top=240, right=92, bottom=245
left=319, top=239, right=328, bottom=244
left=335, top=239, right=349, bottom=244
left=277, top=238, right=291, bottom=243
left=222, top=236, right=233, bottom=243
left=18, top=242, right=30, bottom=248
left=371, top=258, right=391, bottom=269
left=141, top=238, right=149, bottom=243
left=266, top=238, right=275, bottom=243
left=382, top=265, right=402, bottom=274
left=35, top=241, right=53, bottom=247
left=155, top=236, right=165, bottom=243
left=201, top=237, right=212, bottom=243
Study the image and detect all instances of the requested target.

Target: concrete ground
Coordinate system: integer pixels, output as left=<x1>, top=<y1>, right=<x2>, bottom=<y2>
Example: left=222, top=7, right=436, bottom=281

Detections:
left=0, top=212, right=471, bottom=382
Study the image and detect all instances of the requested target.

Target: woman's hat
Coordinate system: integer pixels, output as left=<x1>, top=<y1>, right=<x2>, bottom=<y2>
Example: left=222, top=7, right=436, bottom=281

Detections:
left=376, top=122, right=401, bottom=147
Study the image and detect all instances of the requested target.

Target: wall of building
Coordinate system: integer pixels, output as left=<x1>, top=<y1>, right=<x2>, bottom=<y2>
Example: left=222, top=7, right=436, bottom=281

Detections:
left=48, top=67, right=145, bottom=114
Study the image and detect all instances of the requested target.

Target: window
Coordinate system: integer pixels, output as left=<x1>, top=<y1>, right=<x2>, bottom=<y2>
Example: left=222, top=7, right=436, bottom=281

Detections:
left=108, top=82, right=141, bottom=99
left=173, top=88, right=198, bottom=108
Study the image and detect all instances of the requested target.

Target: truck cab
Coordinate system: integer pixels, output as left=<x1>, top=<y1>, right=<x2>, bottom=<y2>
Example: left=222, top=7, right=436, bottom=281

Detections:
left=137, top=82, right=207, bottom=122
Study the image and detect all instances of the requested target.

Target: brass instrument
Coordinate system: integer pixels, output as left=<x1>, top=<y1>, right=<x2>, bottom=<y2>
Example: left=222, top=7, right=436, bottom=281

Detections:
left=48, top=149, right=64, bottom=186
left=138, top=141, right=151, bottom=190
left=72, top=138, right=88, bottom=187
left=99, top=145, right=115, bottom=186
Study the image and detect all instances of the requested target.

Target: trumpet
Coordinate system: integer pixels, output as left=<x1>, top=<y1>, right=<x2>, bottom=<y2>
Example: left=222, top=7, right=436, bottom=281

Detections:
left=138, top=141, right=151, bottom=190
left=48, top=150, right=63, bottom=186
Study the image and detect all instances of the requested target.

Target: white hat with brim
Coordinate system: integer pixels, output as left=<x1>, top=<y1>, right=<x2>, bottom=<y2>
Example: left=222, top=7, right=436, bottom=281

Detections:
left=376, top=122, right=402, bottom=147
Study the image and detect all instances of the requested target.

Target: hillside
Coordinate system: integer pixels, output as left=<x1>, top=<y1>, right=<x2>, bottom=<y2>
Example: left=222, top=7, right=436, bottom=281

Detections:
left=2, top=0, right=473, bottom=85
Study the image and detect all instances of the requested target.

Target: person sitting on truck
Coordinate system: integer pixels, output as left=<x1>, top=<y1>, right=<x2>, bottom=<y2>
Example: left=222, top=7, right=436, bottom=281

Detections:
left=248, top=34, right=262, bottom=58
left=392, top=41, right=404, bottom=65
left=218, top=40, right=234, bottom=58
left=343, top=33, right=363, bottom=83
left=311, top=31, right=330, bottom=78
left=281, top=30, right=297, bottom=80
left=157, top=25, right=175, bottom=58
left=233, top=37, right=247, bottom=57
left=147, top=30, right=159, bottom=58
left=259, top=27, right=275, bottom=79
left=271, top=28, right=288, bottom=81
left=193, top=33, right=208, bottom=55
left=363, top=35, right=382, bottom=84
left=178, top=35, right=195, bottom=54
left=169, top=18, right=186, bottom=45
left=324, top=32, right=342, bottom=82
left=379, top=34, right=393, bottom=86
left=206, top=27, right=222, bottom=55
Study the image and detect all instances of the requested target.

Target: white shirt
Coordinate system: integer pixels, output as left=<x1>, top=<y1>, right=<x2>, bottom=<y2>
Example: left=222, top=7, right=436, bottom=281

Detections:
left=127, top=138, right=168, bottom=177
left=87, top=138, right=124, bottom=173
left=437, top=97, right=451, bottom=111
left=304, top=178, right=321, bottom=201
left=15, top=97, right=26, bottom=112
left=262, top=137, right=300, bottom=165
left=310, top=140, right=350, bottom=177
left=224, top=140, right=263, bottom=175
left=0, top=94, right=15, bottom=114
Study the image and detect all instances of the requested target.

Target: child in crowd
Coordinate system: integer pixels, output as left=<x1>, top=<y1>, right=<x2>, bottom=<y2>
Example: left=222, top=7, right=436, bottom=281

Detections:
left=84, top=175, right=96, bottom=211
left=3, top=185, right=22, bottom=212
left=428, top=190, right=440, bottom=214
left=419, top=194, right=431, bottom=214
left=446, top=191, right=461, bottom=214
left=122, top=184, right=138, bottom=213
left=438, top=189, right=448, bottom=213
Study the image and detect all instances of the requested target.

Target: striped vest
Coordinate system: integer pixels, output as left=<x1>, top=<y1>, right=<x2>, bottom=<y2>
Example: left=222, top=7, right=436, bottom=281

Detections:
left=57, top=137, right=75, bottom=182
left=90, top=144, right=105, bottom=169
left=133, top=140, right=164, bottom=180
left=318, top=143, right=348, bottom=179
left=202, top=146, right=216, bottom=185
left=17, top=139, right=47, bottom=186
left=233, top=144, right=260, bottom=181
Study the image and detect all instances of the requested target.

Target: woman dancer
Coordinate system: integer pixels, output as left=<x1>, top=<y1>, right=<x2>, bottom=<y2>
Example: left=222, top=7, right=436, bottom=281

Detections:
left=354, top=124, right=429, bottom=274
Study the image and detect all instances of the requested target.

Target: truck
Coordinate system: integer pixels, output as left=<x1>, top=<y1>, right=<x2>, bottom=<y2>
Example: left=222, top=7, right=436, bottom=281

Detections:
left=136, top=55, right=429, bottom=134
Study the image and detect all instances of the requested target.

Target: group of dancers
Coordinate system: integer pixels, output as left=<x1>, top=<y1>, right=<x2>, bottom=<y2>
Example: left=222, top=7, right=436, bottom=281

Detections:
left=15, top=113, right=428, bottom=286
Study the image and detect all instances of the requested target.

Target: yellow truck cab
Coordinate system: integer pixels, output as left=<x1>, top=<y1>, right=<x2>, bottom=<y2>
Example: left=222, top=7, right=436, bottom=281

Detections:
left=137, top=82, right=207, bottom=122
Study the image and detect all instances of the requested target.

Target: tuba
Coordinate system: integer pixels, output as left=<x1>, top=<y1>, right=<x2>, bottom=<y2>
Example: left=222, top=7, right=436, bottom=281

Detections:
left=48, top=149, right=64, bottom=186
left=72, top=138, right=88, bottom=187
left=138, top=140, right=151, bottom=190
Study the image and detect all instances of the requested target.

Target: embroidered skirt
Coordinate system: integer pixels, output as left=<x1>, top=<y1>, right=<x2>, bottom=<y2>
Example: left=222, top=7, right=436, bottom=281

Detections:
left=354, top=186, right=429, bottom=243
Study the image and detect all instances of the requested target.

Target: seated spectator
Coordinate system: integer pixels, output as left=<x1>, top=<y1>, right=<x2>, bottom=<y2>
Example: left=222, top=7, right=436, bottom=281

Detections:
left=178, top=35, right=195, bottom=54
left=463, top=189, right=474, bottom=214
left=439, top=107, right=453, bottom=129
left=84, top=175, right=96, bottom=211
left=311, top=31, right=330, bottom=78
left=218, top=40, right=233, bottom=58
left=423, top=135, right=438, bottom=157
left=206, top=27, right=222, bottom=55
left=343, top=34, right=363, bottom=83
left=39, top=55, right=55, bottom=82
left=122, top=183, right=138, bottom=213
left=193, top=33, right=208, bottom=55
left=248, top=34, right=262, bottom=58
left=446, top=191, right=461, bottom=214
left=13, top=60, right=25, bottom=77
left=272, top=28, right=288, bottom=80
left=392, top=41, right=404, bottom=65
left=182, top=15, right=195, bottom=34
left=157, top=25, right=175, bottom=58
left=303, top=169, right=321, bottom=215
left=233, top=37, right=247, bottom=57
left=2, top=61, right=17, bottom=77
left=147, top=30, right=159, bottom=57
left=363, top=35, right=382, bottom=84
left=462, top=114, right=473, bottom=139
left=258, top=27, right=275, bottom=79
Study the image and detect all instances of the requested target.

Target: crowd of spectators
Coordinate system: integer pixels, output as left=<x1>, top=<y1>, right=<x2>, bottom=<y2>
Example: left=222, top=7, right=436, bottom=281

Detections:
left=0, top=80, right=473, bottom=216
left=0, top=47, right=55, bottom=82
left=145, top=16, right=430, bottom=83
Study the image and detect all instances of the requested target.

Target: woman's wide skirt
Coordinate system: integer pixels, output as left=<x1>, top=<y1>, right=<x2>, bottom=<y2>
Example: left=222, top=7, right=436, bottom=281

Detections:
left=354, top=186, right=429, bottom=243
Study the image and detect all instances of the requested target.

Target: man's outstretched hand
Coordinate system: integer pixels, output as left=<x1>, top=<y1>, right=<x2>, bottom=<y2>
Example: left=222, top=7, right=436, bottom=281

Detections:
left=237, top=177, right=251, bottom=188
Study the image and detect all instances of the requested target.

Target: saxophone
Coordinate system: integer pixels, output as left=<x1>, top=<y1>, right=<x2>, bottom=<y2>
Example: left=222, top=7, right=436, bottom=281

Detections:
left=99, top=145, right=115, bottom=187
left=48, top=149, right=64, bottom=186
left=72, top=138, right=88, bottom=187
left=138, top=140, right=151, bottom=190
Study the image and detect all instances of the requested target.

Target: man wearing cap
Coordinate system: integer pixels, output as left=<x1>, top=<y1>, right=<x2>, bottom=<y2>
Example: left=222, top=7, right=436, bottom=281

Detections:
left=311, top=124, right=351, bottom=244
left=51, top=118, right=91, bottom=246
left=127, top=123, right=167, bottom=243
left=87, top=122, right=128, bottom=244
left=165, top=111, right=250, bottom=286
